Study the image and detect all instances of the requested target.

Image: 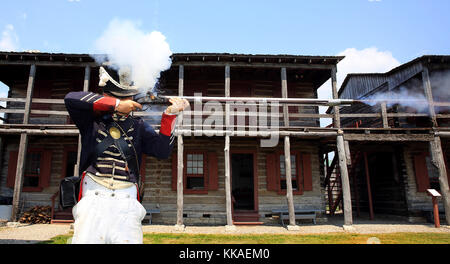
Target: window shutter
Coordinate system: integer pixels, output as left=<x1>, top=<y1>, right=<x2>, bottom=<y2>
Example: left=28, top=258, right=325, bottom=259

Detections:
left=208, top=152, right=218, bottom=191
left=40, top=150, right=53, bottom=188
left=266, top=153, right=277, bottom=191
left=7, top=151, right=19, bottom=188
left=413, top=153, right=430, bottom=192
left=302, top=154, right=313, bottom=191
left=171, top=152, right=177, bottom=191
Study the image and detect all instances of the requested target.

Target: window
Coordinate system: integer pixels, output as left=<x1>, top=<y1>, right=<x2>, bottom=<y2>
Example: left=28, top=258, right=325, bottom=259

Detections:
left=186, top=153, right=206, bottom=191
left=24, top=152, right=41, bottom=188
left=280, top=154, right=299, bottom=191
left=172, top=151, right=218, bottom=194
left=266, top=151, right=313, bottom=195
left=7, top=149, right=52, bottom=192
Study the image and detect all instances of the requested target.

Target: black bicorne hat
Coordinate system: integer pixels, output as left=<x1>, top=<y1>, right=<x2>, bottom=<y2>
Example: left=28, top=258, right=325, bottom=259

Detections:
left=98, top=65, right=140, bottom=98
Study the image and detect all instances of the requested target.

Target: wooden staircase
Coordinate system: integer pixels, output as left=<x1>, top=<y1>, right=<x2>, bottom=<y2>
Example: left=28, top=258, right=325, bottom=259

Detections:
left=325, top=150, right=362, bottom=216
left=50, top=191, right=74, bottom=224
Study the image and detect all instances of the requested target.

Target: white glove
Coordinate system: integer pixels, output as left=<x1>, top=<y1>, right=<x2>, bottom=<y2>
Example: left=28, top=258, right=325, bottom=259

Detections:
left=165, top=97, right=190, bottom=115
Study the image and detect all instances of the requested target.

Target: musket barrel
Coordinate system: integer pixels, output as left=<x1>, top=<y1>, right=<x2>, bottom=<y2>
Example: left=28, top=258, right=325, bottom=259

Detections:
left=159, top=95, right=356, bottom=106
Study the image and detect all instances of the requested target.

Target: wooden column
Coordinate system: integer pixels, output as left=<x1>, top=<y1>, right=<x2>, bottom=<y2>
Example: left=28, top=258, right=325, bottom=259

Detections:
left=422, top=66, right=438, bottom=127
left=176, top=65, right=185, bottom=228
left=281, top=68, right=289, bottom=128
left=284, top=136, right=296, bottom=227
left=380, top=102, right=389, bottom=128
left=11, top=64, right=36, bottom=221
left=363, top=152, right=374, bottom=220
left=331, top=66, right=340, bottom=129
left=337, top=134, right=353, bottom=226
left=429, top=136, right=450, bottom=225
left=281, top=67, right=296, bottom=228
left=224, top=65, right=233, bottom=227
left=331, top=65, right=353, bottom=226
left=75, top=66, right=90, bottom=176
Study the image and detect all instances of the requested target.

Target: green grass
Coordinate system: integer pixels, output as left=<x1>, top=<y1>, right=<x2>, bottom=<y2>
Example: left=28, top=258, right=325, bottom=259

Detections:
left=40, top=232, right=450, bottom=244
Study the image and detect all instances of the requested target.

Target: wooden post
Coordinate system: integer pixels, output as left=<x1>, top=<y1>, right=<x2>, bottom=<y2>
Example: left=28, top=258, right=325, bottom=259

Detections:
left=11, top=64, right=36, bottom=221
left=224, top=65, right=234, bottom=228
left=331, top=66, right=340, bottom=129
left=363, top=152, right=374, bottom=220
left=176, top=65, right=185, bottom=229
left=336, top=133, right=353, bottom=226
left=281, top=68, right=289, bottom=128
left=331, top=65, right=353, bottom=227
left=422, top=66, right=438, bottom=127
left=432, top=196, right=440, bottom=228
left=344, top=140, right=351, bottom=166
left=380, top=102, right=389, bottom=128
left=176, top=135, right=184, bottom=227
left=284, top=136, right=297, bottom=228
left=429, top=136, right=450, bottom=225
left=75, top=66, right=90, bottom=177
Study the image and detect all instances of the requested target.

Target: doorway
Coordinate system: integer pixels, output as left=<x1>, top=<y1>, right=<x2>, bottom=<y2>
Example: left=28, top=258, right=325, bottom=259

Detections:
left=231, top=153, right=257, bottom=213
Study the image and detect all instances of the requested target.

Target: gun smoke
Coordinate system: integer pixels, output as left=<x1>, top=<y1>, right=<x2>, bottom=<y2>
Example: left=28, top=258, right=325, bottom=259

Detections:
left=362, top=70, right=450, bottom=114
left=92, top=19, right=172, bottom=95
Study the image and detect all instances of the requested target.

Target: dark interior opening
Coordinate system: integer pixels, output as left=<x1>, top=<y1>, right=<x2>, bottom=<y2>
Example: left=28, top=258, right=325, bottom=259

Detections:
left=232, top=153, right=254, bottom=211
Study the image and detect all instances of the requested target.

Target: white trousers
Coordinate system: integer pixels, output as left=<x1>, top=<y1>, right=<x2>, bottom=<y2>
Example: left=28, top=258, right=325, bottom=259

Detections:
left=71, top=175, right=147, bottom=244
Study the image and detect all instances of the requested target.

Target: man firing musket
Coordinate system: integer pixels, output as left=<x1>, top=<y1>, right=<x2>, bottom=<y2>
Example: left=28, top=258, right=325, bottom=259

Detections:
left=64, top=65, right=189, bottom=244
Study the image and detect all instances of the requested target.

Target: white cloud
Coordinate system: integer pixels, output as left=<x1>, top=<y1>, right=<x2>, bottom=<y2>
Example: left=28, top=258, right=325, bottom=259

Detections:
left=0, top=24, right=19, bottom=51
left=317, top=47, right=400, bottom=125
left=318, top=47, right=400, bottom=100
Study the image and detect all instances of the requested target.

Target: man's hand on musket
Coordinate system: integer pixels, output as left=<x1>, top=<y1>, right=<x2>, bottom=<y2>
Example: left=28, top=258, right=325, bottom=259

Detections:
left=165, top=97, right=190, bottom=115
left=115, top=99, right=143, bottom=116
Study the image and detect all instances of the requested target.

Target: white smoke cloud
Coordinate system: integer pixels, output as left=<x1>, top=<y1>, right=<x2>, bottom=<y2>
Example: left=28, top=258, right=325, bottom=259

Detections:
left=0, top=24, right=19, bottom=51
left=318, top=47, right=400, bottom=101
left=317, top=47, right=400, bottom=125
left=93, top=19, right=172, bottom=93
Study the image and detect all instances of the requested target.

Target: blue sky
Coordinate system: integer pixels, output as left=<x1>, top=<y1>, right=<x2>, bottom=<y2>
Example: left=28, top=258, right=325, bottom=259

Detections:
left=1, top=0, right=449, bottom=61
left=0, top=0, right=449, bottom=101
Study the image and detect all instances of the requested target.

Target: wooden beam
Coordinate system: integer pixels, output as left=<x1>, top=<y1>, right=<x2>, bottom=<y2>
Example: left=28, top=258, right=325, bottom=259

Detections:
left=172, top=61, right=334, bottom=70
left=331, top=66, right=340, bottom=129
left=11, top=64, right=36, bottom=221
left=380, top=102, right=389, bottom=128
left=281, top=68, right=289, bottom=128
left=344, top=140, right=351, bottom=166
left=429, top=136, right=450, bottom=225
left=284, top=136, right=297, bottom=228
left=23, top=65, right=36, bottom=124
left=176, top=64, right=184, bottom=228
left=363, top=152, right=374, bottom=220
left=0, top=128, right=79, bottom=135
left=336, top=133, right=353, bottom=226
left=422, top=66, right=438, bottom=127
left=224, top=65, right=233, bottom=227
left=176, top=135, right=184, bottom=227
left=224, top=135, right=233, bottom=226
left=344, top=133, right=434, bottom=142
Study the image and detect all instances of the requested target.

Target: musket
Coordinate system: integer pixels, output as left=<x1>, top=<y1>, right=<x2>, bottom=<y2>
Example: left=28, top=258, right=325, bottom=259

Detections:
left=135, top=93, right=428, bottom=107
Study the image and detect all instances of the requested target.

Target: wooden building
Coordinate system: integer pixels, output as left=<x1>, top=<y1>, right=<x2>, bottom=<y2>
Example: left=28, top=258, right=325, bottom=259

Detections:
left=331, top=55, right=450, bottom=224
left=0, top=52, right=449, bottom=228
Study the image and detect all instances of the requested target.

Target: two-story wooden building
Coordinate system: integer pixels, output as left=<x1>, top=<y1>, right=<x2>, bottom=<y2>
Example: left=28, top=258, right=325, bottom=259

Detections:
left=1, top=52, right=449, bottom=228
left=331, top=55, right=450, bottom=224
left=0, top=52, right=345, bottom=227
